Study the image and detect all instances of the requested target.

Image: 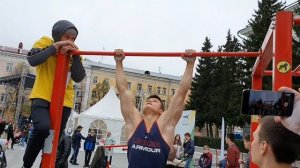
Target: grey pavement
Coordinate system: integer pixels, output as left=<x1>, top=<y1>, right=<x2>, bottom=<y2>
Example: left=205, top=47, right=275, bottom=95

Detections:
left=5, top=145, right=128, bottom=168
left=4, top=145, right=300, bottom=168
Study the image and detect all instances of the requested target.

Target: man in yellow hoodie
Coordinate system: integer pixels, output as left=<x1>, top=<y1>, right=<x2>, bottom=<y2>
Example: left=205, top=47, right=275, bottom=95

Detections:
left=22, top=20, right=86, bottom=168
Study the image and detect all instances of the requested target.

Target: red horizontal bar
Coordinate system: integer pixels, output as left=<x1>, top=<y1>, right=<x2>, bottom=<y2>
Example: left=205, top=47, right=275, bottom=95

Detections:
left=104, top=145, right=127, bottom=148
left=294, top=17, right=300, bottom=26
left=72, top=50, right=260, bottom=57
left=264, top=70, right=272, bottom=76
left=264, top=70, right=300, bottom=76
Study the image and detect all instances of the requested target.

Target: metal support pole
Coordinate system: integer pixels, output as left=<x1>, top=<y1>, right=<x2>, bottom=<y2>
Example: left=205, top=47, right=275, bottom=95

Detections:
left=273, top=11, right=293, bottom=90
left=250, top=76, right=262, bottom=168
left=41, top=53, right=69, bottom=167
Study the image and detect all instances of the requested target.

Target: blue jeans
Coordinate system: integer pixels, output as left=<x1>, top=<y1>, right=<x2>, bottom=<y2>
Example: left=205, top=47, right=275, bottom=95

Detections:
left=70, top=145, right=80, bottom=163
left=21, top=137, right=27, bottom=147
left=185, top=157, right=192, bottom=168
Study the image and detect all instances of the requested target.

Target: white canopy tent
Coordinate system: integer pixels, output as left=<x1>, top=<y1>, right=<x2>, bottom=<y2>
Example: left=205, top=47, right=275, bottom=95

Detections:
left=65, top=110, right=78, bottom=135
left=74, top=87, right=126, bottom=151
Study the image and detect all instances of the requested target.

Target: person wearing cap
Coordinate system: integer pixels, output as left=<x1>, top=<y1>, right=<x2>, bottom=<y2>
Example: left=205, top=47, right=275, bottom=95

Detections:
left=198, top=145, right=212, bottom=168
left=22, top=20, right=86, bottom=168
left=70, top=125, right=86, bottom=165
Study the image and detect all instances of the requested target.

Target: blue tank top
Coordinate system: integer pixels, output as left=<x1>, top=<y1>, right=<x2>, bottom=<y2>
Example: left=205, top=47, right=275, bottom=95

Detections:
left=127, top=120, right=170, bottom=168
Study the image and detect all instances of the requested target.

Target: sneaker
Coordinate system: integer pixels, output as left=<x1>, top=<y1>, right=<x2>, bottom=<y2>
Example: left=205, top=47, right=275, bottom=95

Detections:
left=73, top=162, right=79, bottom=165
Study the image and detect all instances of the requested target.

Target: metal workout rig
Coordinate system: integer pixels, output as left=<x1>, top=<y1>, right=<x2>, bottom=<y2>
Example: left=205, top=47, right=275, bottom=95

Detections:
left=40, top=11, right=299, bottom=168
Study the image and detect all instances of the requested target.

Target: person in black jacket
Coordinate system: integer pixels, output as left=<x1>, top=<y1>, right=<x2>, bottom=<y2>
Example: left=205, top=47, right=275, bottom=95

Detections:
left=183, top=132, right=195, bottom=168
left=6, top=121, right=15, bottom=150
left=83, top=130, right=96, bottom=167
left=0, top=119, right=6, bottom=136
left=70, top=125, right=86, bottom=165
left=56, top=131, right=72, bottom=168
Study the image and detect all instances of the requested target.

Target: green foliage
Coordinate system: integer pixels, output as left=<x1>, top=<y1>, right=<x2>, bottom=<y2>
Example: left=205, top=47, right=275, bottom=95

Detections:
left=243, top=0, right=285, bottom=90
left=194, top=136, right=248, bottom=153
left=186, top=33, right=250, bottom=135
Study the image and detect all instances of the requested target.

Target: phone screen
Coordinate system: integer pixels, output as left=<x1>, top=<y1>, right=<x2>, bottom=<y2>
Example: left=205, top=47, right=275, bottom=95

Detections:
left=241, top=90, right=294, bottom=116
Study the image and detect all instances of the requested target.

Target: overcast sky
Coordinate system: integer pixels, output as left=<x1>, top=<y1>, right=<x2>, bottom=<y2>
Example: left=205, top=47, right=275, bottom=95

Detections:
left=0, top=0, right=295, bottom=76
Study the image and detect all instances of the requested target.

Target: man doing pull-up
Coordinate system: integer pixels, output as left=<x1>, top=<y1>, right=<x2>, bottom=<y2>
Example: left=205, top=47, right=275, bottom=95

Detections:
left=114, top=49, right=196, bottom=168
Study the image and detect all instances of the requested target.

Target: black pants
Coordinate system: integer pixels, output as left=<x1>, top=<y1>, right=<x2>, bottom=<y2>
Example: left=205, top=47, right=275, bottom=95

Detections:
left=6, top=132, right=14, bottom=149
left=23, top=99, right=71, bottom=168
left=70, top=145, right=80, bottom=163
left=84, top=150, right=93, bottom=166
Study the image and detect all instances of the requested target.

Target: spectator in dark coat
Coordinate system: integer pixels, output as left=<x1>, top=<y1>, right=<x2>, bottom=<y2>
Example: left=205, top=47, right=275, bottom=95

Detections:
left=69, top=125, right=86, bottom=165
left=0, top=119, right=6, bottom=136
left=56, top=132, right=72, bottom=168
left=183, top=132, right=194, bottom=168
left=83, top=130, right=96, bottom=167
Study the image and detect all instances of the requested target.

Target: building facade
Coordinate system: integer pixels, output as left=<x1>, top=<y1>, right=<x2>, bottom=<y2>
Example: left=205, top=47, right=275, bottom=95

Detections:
left=0, top=45, right=181, bottom=120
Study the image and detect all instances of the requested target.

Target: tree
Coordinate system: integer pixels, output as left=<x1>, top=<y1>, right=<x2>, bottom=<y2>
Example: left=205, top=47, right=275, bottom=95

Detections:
left=243, top=0, right=285, bottom=89
left=3, top=62, right=32, bottom=120
left=213, top=30, right=249, bottom=134
left=90, top=78, right=110, bottom=106
left=185, top=37, right=216, bottom=137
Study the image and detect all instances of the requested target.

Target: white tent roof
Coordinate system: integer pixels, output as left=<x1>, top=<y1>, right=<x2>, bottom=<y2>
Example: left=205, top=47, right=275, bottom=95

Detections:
left=78, top=88, right=123, bottom=121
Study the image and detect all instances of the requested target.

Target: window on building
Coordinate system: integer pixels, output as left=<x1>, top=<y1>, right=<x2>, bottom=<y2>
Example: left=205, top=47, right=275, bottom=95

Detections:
left=92, top=91, right=96, bottom=98
left=172, top=89, right=176, bottom=95
left=103, top=78, right=109, bottom=85
left=137, top=84, right=142, bottom=91
left=74, top=103, right=81, bottom=111
left=157, top=87, right=161, bottom=95
left=89, top=120, right=107, bottom=145
left=6, top=63, right=13, bottom=72
left=0, top=94, right=7, bottom=103
left=0, top=109, right=3, bottom=118
left=21, top=96, right=25, bottom=104
left=76, top=90, right=82, bottom=97
left=93, top=76, right=98, bottom=84
left=147, top=85, right=152, bottom=94
left=120, top=125, right=127, bottom=144
left=162, top=100, right=166, bottom=107
left=135, top=96, right=142, bottom=110
left=127, top=82, right=131, bottom=90
left=162, top=88, right=167, bottom=95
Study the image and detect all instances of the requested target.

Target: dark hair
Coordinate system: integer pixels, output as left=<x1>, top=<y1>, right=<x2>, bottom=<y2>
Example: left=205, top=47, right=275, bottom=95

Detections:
left=173, top=134, right=182, bottom=146
left=259, top=116, right=300, bottom=164
left=184, top=132, right=191, bottom=137
left=243, top=134, right=250, bottom=142
left=227, top=132, right=235, bottom=142
left=147, top=95, right=165, bottom=111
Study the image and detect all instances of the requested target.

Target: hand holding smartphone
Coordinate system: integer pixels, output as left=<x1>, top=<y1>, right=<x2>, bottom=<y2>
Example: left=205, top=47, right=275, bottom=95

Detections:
left=241, top=89, right=294, bottom=116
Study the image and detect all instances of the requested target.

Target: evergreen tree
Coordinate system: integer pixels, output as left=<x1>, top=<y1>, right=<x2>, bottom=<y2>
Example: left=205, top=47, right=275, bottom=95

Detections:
left=214, top=30, right=249, bottom=130
left=185, top=37, right=215, bottom=136
left=243, top=0, right=285, bottom=89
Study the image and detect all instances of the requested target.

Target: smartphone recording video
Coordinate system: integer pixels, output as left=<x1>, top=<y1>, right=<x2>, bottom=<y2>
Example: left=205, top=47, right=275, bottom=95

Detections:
left=241, top=89, right=294, bottom=116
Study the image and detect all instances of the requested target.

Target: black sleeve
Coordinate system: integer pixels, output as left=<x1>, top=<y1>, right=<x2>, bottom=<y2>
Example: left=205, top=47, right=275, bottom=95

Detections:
left=71, top=56, right=86, bottom=83
left=27, top=45, right=57, bottom=67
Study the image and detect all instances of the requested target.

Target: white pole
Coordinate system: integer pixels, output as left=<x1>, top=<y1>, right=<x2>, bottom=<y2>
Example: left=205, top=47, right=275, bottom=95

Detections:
left=220, top=117, right=225, bottom=160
